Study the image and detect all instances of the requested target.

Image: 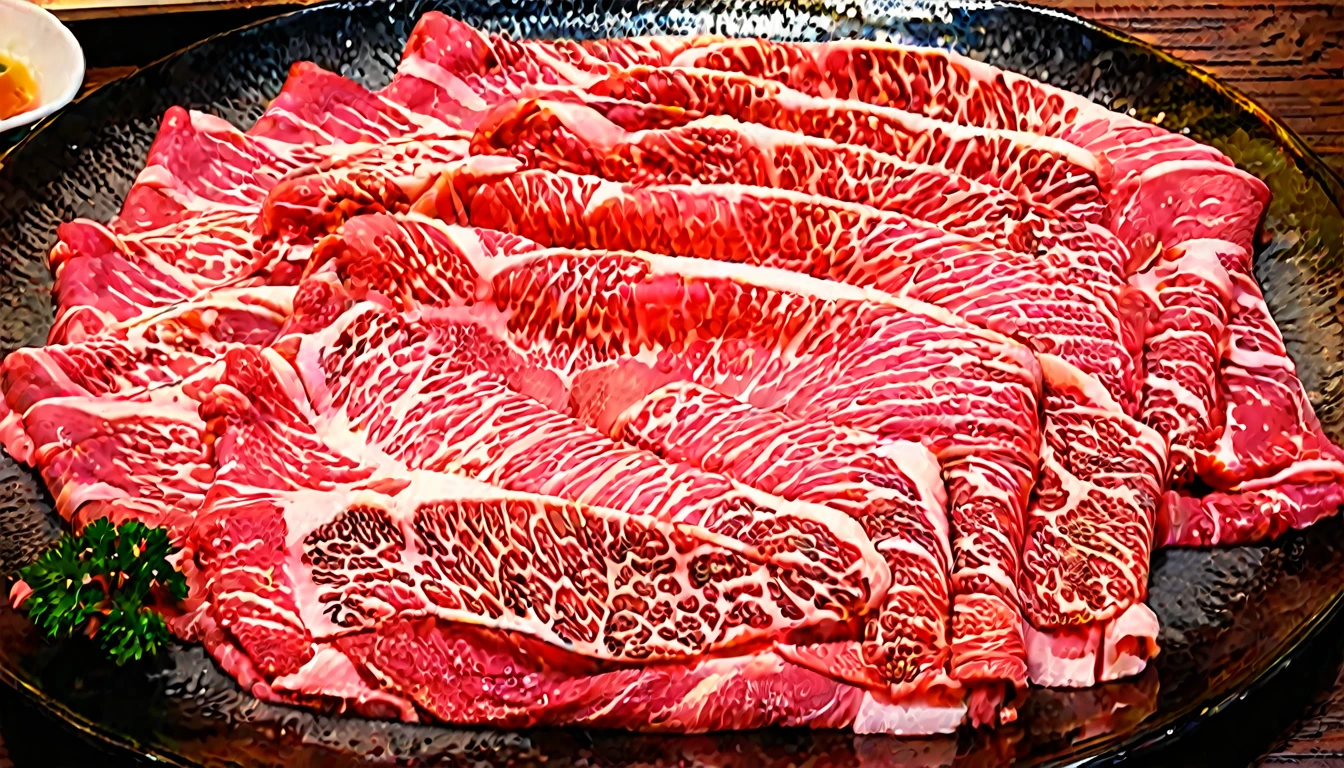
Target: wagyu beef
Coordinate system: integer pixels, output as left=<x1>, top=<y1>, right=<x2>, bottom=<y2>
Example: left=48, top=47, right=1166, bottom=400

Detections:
left=312, top=212, right=1043, bottom=718
left=1130, top=240, right=1235, bottom=487
left=409, top=155, right=1167, bottom=696
left=184, top=344, right=947, bottom=733
left=292, top=305, right=892, bottom=641
left=394, top=22, right=1108, bottom=217
left=413, top=161, right=1137, bottom=402
left=470, top=98, right=1080, bottom=249
left=529, top=25, right=1344, bottom=547
left=3, top=10, right=1339, bottom=738
left=611, top=380, right=963, bottom=720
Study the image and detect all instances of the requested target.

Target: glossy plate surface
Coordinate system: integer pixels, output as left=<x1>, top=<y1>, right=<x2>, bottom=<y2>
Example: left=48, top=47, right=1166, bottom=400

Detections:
left=0, top=0, right=1341, bottom=764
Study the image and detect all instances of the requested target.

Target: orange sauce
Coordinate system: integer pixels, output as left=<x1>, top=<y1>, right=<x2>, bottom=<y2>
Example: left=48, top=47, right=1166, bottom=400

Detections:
left=0, top=53, right=38, bottom=121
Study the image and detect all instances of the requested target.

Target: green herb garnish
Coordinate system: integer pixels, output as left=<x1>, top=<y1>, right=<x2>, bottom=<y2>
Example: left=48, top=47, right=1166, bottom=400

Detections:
left=14, top=518, right=187, bottom=664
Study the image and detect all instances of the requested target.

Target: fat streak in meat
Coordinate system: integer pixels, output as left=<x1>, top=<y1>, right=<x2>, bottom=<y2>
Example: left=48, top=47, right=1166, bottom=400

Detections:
left=183, top=344, right=949, bottom=732
left=470, top=97, right=1075, bottom=251
left=312, top=211, right=1046, bottom=720
left=566, top=29, right=1343, bottom=545
left=388, top=15, right=1109, bottom=217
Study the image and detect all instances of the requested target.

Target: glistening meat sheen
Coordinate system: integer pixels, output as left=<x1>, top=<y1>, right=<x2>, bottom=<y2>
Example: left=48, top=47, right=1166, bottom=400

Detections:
left=1, top=12, right=1338, bottom=736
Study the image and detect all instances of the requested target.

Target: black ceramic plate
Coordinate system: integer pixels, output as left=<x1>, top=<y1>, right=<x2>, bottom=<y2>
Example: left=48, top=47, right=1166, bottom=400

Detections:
left=0, top=0, right=1342, bottom=765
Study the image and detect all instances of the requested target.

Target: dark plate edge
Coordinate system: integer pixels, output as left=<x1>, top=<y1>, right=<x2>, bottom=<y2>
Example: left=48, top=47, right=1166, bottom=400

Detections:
left=1060, top=579, right=1344, bottom=766
left=0, top=652, right=195, bottom=766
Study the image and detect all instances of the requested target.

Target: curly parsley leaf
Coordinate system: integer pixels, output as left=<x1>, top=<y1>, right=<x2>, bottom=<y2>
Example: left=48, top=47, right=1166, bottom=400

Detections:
left=14, top=518, right=186, bottom=665
left=101, top=590, right=174, bottom=665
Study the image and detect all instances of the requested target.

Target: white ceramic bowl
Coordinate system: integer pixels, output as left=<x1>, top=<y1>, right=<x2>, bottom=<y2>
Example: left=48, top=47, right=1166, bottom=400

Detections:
left=0, top=0, right=84, bottom=133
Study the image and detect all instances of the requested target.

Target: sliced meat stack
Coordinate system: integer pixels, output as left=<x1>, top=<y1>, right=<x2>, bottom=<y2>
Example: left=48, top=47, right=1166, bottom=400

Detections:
left=2, top=11, right=1338, bottom=736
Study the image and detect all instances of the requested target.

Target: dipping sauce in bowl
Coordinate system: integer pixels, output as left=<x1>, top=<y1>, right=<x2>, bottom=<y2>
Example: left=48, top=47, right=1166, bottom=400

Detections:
left=0, top=53, right=37, bottom=120
left=0, top=0, right=83, bottom=132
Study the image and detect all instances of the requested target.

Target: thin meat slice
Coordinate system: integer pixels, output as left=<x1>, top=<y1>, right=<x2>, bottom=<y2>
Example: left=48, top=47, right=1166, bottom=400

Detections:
left=293, top=305, right=891, bottom=649
left=121, top=71, right=456, bottom=234
left=1162, top=240, right=1344, bottom=546
left=399, top=12, right=725, bottom=77
left=656, top=37, right=1233, bottom=167
left=65, top=105, right=316, bottom=331
left=176, top=353, right=403, bottom=712
left=297, top=470, right=878, bottom=665
left=295, top=212, right=541, bottom=305
left=311, top=215, right=1041, bottom=457
left=173, top=588, right=418, bottom=721
left=62, top=283, right=293, bottom=353
left=335, top=620, right=862, bottom=731
left=386, top=16, right=702, bottom=133
left=0, top=283, right=293, bottom=459
left=57, top=105, right=310, bottom=335
left=470, top=97, right=1078, bottom=250
left=182, top=494, right=318, bottom=681
left=385, top=19, right=565, bottom=127
left=0, top=339, right=215, bottom=437
left=1019, top=356, right=1165, bottom=687
left=249, top=61, right=450, bottom=147
left=392, top=19, right=1107, bottom=215
left=1, top=382, right=213, bottom=537
left=730, top=39, right=1265, bottom=251
left=49, top=217, right=242, bottom=341
left=384, top=36, right=704, bottom=137
left=552, top=68, right=1104, bottom=216
left=414, top=160, right=1140, bottom=411
left=766, top=322, right=1036, bottom=712
left=49, top=216, right=283, bottom=342
left=310, top=212, right=1044, bottom=720
left=1199, top=242, right=1344, bottom=484
left=114, top=107, right=312, bottom=234
left=610, top=382, right=954, bottom=699
left=335, top=618, right=963, bottom=734
left=1164, top=477, right=1344, bottom=547
left=545, top=30, right=1268, bottom=251
left=1129, top=240, right=1234, bottom=488
left=1105, top=159, right=1268, bottom=260
left=262, top=135, right=469, bottom=240
left=235, top=63, right=473, bottom=252
left=116, top=67, right=463, bottom=250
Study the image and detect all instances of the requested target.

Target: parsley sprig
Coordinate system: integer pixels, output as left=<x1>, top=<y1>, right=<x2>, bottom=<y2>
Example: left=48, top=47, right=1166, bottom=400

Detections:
left=14, top=518, right=187, bottom=664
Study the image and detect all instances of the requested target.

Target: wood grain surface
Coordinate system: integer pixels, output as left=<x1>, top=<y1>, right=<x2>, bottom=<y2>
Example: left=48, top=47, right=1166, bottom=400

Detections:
left=1038, top=0, right=1344, bottom=178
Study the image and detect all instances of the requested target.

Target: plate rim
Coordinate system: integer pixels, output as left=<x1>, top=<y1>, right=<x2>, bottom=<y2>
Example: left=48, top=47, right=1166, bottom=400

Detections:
left=0, top=1, right=1341, bottom=765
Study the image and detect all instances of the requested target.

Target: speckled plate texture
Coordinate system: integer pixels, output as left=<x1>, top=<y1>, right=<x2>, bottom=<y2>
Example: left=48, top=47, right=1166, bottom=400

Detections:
left=0, top=0, right=1341, bottom=765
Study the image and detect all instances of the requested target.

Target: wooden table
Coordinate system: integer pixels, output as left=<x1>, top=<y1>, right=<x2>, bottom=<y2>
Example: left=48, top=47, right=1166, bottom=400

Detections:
left=1037, top=0, right=1344, bottom=178
left=1, top=3, right=1343, bottom=765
